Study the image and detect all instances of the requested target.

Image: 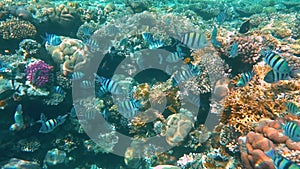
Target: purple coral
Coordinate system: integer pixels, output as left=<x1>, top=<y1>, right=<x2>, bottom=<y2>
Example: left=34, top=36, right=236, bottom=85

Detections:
left=25, top=60, right=52, bottom=87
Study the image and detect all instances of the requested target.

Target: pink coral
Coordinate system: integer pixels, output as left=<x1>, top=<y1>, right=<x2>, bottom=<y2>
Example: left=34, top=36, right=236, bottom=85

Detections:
left=25, top=60, right=53, bottom=87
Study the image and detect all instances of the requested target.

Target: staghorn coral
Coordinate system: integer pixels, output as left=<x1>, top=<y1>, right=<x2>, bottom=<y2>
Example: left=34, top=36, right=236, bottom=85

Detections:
left=0, top=17, right=36, bottom=40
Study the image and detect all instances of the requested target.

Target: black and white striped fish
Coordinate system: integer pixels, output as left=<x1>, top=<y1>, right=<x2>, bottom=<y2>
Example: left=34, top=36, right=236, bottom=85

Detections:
left=38, top=113, right=68, bottom=133
left=94, top=74, right=123, bottom=95
left=262, top=50, right=290, bottom=74
left=80, top=80, right=94, bottom=89
left=236, top=71, right=254, bottom=87
left=282, top=121, right=300, bottom=141
left=117, top=99, right=141, bottom=119
left=265, top=148, right=300, bottom=169
left=264, top=70, right=290, bottom=83
left=180, top=32, right=208, bottom=50
left=69, top=71, right=85, bottom=81
left=166, top=45, right=184, bottom=63
left=285, top=102, right=300, bottom=116
left=52, top=86, right=64, bottom=95
left=172, top=65, right=201, bottom=86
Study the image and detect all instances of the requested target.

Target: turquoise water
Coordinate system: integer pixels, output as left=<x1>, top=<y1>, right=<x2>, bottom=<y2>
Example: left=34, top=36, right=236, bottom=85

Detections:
left=0, top=0, right=300, bottom=169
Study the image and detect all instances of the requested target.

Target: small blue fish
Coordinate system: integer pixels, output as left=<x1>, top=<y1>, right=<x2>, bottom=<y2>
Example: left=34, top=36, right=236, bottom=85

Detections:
left=38, top=113, right=68, bottom=133
left=282, top=121, right=300, bottom=142
left=285, top=102, right=300, bottom=116
left=262, top=50, right=290, bottom=74
left=52, top=86, right=64, bottom=95
left=265, top=148, right=300, bottom=169
left=69, top=71, right=85, bottom=81
left=229, top=43, right=239, bottom=58
left=142, top=32, right=154, bottom=43
left=180, top=32, right=208, bottom=50
left=44, top=33, right=62, bottom=46
left=236, top=71, right=254, bottom=87
left=81, top=27, right=93, bottom=38
left=83, top=38, right=99, bottom=50
left=117, top=99, right=142, bottom=119
left=80, top=80, right=94, bottom=89
left=211, top=26, right=222, bottom=48
left=96, top=86, right=108, bottom=97
left=149, top=40, right=164, bottom=49
left=264, top=70, right=290, bottom=83
left=94, top=74, right=123, bottom=95
left=216, top=11, right=226, bottom=25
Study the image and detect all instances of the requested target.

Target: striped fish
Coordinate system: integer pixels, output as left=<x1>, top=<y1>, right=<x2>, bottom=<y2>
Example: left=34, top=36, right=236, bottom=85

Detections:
left=52, top=86, right=64, bottom=95
left=236, top=71, right=254, bottom=87
left=80, top=80, right=94, bottom=89
left=142, top=32, right=154, bottom=43
left=180, top=32, right=208, bottom=50
left=282, top=121, right=300, bottom=142
left=38, top=114, right=68, bottom=133
left=69, top=71, right=85, bottom=81
left=173, top=66, right=194, bottom=85
left=263, top=50, right=290, bottom=74
left=94, top=74, right=123, bottom=95
left=44, top=33, right=62, bottom=46
left=285, top=102, right=300, bottom=116
left=166, top=46, right=183, bottom=63
left=264, top=70, right=290, bottom=83
left=265, top=148, right=300, bottom=169
left=96, top=86, right=108, bottom=97
left=117, top=99, right=141, bottom=119
left=149, top=40, right=164, bottom=49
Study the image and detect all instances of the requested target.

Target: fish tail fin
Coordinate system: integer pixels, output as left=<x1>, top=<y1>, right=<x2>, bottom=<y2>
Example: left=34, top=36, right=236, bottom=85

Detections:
left=265, top=146, right=276, bottom=160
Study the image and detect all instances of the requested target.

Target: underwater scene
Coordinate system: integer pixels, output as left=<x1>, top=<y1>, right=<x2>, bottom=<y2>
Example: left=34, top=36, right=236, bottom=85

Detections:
left=0, top=0, right=300, bottom=168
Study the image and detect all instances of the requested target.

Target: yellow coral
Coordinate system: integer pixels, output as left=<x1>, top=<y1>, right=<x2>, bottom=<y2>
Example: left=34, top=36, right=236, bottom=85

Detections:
left=0, top=18, right=37, bottom=39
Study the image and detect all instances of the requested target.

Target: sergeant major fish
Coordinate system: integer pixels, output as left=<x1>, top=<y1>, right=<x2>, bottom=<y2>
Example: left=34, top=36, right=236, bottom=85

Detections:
left=117, top=99, right=142, bottom=119
left=265, top=147, right=300, bottom=169
left=94, top=73, right=123, bottom=95
left=37, top=113, right=68, bottom=133
left=179, top=32, right=208, bottom=50
left=282, top=121, right=300, bottom=142
left=236, top=71, right=254, bottom=87
left=262, top=50, right=290, bottom=74
left=284, top=102, right=300, bottom=116
left=264, top=70, right=290, bottom=83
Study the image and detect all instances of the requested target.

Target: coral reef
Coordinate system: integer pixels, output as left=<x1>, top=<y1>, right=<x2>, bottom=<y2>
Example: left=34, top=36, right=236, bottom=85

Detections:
left=238, top=117, right=300, bottom=169
left=18, top=39, right=41, bottom=59
left=45, top=36, right=91, bottom=76
left=220, top=64, right=292, bottom=134
left=0, top=17, right=37, bottom=40
left=165, top=113, right=194, bottom=146
left=25, top=59, right=53, bottom=87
